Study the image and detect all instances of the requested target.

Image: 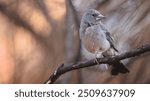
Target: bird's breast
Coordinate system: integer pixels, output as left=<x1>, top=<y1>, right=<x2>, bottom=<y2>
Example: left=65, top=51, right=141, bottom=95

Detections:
left=82, top=33, right=110, bottom=54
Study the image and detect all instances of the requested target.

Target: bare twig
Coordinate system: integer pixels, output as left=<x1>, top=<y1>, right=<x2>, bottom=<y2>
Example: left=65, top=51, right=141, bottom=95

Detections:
left=44, top=44, right=150, bottom=84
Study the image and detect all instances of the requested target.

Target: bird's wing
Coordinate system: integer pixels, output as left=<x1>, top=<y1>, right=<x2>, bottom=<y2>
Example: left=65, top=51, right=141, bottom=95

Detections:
left=99, top=23, right=118, bottom=52
left=105, top=31, right=119, bottom=52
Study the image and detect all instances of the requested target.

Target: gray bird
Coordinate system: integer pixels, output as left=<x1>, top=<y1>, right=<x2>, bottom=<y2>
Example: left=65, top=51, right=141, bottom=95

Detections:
left=79, top=9, right=129, bottom=75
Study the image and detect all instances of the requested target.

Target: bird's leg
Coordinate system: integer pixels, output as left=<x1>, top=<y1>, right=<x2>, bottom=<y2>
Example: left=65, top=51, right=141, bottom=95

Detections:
left=95, top=56, right=99, bottom=64
left=95, top=51, right=108, bottom=70
left=94, top=51, right=101, bottom=64
left=101, top=51, right=110, bottom=70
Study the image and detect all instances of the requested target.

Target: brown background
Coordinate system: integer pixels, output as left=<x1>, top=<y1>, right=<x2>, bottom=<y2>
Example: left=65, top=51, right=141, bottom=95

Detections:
left=0, top=0, right=149, bottom=83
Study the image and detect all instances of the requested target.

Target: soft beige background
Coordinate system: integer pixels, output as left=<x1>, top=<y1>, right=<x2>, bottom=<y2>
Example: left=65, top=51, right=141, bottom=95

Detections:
left=0, top=0, right=149, bottom=83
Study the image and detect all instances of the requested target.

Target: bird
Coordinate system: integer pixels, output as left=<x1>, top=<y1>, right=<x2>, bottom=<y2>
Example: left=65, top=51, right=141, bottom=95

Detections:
left=79, top=9, right=129, bottom=75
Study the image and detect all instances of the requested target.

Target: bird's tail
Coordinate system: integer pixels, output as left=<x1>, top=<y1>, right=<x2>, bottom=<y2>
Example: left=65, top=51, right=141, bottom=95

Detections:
left=111, top=61, right=129, bottom=75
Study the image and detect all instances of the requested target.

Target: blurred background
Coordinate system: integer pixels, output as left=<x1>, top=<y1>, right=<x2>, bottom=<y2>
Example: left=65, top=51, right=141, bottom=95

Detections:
left=0, top=0, right=149, bottom=83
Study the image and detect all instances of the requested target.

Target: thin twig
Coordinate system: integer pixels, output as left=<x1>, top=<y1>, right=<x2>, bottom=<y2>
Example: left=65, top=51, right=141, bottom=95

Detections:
left=45, top=44, right=150, bottom=84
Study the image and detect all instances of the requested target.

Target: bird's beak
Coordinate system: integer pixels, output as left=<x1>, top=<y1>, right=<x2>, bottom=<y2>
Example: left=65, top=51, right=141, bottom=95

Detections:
left=96, top=14, right=105, bottom=21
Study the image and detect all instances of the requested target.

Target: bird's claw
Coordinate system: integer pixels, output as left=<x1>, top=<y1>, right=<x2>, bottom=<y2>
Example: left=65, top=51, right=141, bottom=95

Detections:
left=95, top=58, right=100, bottom=64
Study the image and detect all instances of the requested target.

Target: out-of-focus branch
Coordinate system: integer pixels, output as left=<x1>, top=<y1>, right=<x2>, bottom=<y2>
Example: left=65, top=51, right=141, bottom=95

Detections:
left=68, top=0, right=80, bottom=27
left=45, top=44, right=150, bottom=84
left=0, top=2, right=47, bottom=46
left=67, top=0, right=81, bottom=62
left=64, top=0, right=82, bottom=83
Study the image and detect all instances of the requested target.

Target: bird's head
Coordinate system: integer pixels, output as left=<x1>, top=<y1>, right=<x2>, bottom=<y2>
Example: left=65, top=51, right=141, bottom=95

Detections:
left=82, top=9, right=105, bottom=26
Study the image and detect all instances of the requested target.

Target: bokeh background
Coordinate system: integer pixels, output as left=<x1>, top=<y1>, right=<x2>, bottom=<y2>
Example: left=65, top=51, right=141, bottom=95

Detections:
left=0, top=0, right=150, bottom=83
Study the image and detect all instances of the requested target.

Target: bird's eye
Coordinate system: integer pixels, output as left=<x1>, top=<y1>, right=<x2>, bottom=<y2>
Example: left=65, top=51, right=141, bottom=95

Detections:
left=92, top=14, right=97, bottom=17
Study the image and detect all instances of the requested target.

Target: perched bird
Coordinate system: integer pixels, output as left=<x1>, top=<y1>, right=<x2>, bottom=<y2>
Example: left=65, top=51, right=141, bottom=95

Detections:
left=79, top=9, right=129, bottom=75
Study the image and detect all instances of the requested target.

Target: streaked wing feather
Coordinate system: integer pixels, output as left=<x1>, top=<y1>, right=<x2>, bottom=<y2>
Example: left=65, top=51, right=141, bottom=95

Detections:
left=105, top=32, right=119, bottom=52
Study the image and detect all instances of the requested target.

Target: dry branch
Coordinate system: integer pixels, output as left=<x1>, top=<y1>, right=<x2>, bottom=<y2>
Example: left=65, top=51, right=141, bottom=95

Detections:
left=44, top=44, right=150, bottom=84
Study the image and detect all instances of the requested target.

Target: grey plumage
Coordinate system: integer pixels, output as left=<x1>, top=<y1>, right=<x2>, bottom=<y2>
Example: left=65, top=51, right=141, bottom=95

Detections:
left=105, top=31, right=118, bottom=52
left=79, top=9, right=129, bottom=75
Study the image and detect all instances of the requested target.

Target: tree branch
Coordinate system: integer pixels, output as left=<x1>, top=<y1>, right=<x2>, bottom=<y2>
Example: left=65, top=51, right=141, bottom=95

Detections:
left=44, top=44, right=150, bottom=84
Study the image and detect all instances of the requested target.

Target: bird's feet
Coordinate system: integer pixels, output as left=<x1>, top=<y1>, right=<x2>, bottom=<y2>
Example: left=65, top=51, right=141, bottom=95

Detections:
left=94, top=57, right=100, bottom=64
left=95, top=52, right=102, bottom=64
